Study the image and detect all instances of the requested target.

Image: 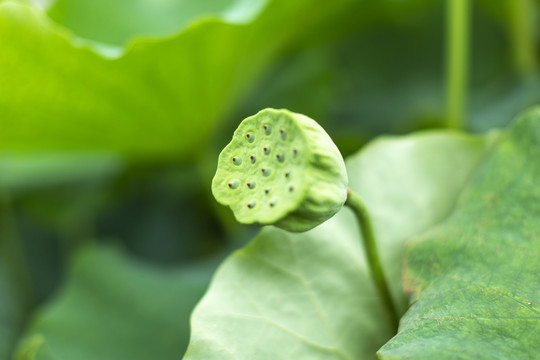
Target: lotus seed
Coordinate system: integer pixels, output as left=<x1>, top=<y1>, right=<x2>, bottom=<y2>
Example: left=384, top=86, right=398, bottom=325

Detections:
left=232, top=156, right=242, bottom=165
left=246, top=133, right=255, bottom=143
left=285, top=170, right=291, bottom=178
left=263, top=125, right=271, bottom=135
left=228, top=179, right=240, bottom=189
left=247, top=200, right=256, bottom=209
left=269, top=198, right=277, bottom=207
left=247, top=180, right=256, bottom=189
left=250, top=154, right=256, bottom=163
left=289, top=185, right=294, bottom=192
left=265, top=187, right=271, bottom=194
left=280, top=129, right=287, bottom=140
left=261, top=167, right=272, bottom=176
left=276, top=153, right=284, bottom=162
left=263, top=146, right=271, bottom=155
left=293, top=148, right=297, bottom=157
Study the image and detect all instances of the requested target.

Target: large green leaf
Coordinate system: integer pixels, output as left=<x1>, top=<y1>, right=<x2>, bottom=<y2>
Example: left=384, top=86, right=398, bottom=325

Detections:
left=184, top=129, right=492, bottom=359
left=379, top=108, right=540, bottom=358
left=0, top=0, right=360, bottom=159
left=46, top=0, right=267, bottom=47
left=14, top=245, right=218, bottom=360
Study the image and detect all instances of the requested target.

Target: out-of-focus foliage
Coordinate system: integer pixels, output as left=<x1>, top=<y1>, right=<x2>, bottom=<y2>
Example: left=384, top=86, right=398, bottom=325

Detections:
left=4, top=0, right=538, bottom=158
left=46, top=0, right=268, bottom=47
left=0, top=259, right=26, bottom=359
left=0, top=152, right=123, bottom=193
left=1, top=0, right=540, bottom=359
left=0, top=0, right=362, bottom=158
left=14, top=246, right=218, bottom=360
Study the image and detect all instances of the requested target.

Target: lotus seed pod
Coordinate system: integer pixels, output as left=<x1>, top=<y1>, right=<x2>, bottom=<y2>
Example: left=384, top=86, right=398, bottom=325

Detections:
left=211, top=108, right=348, bottom=232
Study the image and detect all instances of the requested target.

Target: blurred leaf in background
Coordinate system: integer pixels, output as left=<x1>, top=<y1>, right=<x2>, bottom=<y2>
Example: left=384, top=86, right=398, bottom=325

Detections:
left=1, top=0, right=540, bottom=359
left=46, top=0, right=268, bottom=47
left=14, top=245, right=221, bottom=360
left=0, top=0, right=365, bottom=158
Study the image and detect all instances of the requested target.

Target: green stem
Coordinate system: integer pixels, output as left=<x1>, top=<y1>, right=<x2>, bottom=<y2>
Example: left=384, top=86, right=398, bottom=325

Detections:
left=445, top=0, right=470, bottom=129
left=508, top=0, right=538, bottom=79
left=345, top=189, right=399, bottom=333
left=0, top=189, right=34, bottom=312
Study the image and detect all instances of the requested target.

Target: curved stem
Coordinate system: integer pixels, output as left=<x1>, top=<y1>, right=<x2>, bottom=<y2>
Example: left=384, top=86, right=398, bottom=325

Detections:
left=445, top=0, right=470, bottom=129
left=345, top=189, right=399, bottom=333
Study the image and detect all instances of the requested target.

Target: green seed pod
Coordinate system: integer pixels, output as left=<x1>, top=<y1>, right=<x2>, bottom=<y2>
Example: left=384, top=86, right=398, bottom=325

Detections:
left=212, top=108, right=348, bottom=232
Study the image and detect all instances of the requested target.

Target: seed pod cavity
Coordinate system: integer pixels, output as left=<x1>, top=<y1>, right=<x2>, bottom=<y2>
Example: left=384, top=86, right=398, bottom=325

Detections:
left=211, top=108, right=348, bottom=232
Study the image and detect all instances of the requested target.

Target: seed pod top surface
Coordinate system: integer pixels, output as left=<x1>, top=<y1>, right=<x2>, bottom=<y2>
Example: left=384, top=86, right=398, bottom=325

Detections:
left=212, top=108, right=348, bottom=232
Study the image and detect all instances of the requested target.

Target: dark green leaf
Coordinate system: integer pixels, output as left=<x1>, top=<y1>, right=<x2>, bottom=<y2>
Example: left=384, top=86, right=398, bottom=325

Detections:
left=379, top=107, right=540, bottom=358
left=0, top=193, right=34, bottom=360
left=14, top=245, right=216, bottom=360
left=0, top=265, right=26, bottom=359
